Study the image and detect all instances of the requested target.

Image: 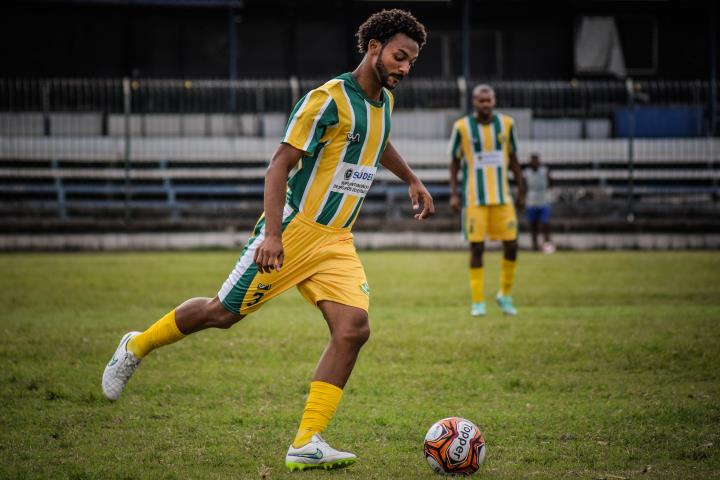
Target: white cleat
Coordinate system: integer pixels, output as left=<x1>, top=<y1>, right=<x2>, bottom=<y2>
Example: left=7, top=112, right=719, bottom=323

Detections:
left=102, top=331, right=142, bottom=401
left=285, top=434, right=357, bottom=471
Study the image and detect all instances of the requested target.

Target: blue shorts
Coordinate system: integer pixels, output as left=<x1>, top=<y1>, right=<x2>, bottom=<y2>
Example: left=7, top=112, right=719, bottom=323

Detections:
left=526, top=205, right=551, bottom=224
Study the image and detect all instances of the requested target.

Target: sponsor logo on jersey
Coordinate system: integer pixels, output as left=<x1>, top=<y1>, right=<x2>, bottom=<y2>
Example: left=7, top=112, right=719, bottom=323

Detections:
left=347, top=132, right=361, bottom=143
left=257, top=283, right=272, bottom=291
left=351, top=170, right=374, bottom=181
left=360, top=282, right=370, bottom=296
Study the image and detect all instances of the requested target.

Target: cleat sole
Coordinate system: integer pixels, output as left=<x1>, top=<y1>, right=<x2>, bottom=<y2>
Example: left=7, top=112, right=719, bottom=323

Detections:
left=286, top=458, right=356, bottom=471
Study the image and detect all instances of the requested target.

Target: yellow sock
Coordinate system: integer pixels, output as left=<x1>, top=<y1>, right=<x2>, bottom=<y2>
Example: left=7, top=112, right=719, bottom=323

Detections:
left=469, top=267, right=485, bottom=303
left=293, top=381, right=343, bottom=448
left=500, top=258, right=517, bottom=296
left=127, top=309, right=185, bottom=359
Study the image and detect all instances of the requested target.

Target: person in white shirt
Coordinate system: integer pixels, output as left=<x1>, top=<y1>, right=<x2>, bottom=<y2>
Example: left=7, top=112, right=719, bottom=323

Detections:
left=523, top=153, right=554, bottom=253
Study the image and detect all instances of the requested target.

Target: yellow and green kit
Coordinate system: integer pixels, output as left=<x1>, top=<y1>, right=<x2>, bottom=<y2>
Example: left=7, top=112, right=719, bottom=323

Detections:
left=449, top=113, right=518, bottom=242
left=218, top=73, right=393, bottom=315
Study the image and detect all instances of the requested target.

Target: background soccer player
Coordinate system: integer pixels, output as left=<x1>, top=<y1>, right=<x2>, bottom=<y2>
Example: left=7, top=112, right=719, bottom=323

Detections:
left=524, top=153, right=555, bottom=253
left=102, top=9, right=433, bottom=472
left=449, top=85, right=526, bottom=316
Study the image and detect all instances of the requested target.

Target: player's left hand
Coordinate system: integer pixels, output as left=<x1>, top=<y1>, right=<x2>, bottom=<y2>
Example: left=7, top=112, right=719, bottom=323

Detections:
left=515, top=191, right=526, bottom=210
left=449, top=192, right=461, bottom=213
left=409, top=180, right=435, bottom=220
left=253, top=234, right=285, bottom=274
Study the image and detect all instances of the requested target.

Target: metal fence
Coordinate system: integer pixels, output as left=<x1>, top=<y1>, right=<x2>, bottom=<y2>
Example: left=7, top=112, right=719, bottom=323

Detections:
left=2, top=77, right=718, bottom=115
left=0, top=77, right=718, bottom=235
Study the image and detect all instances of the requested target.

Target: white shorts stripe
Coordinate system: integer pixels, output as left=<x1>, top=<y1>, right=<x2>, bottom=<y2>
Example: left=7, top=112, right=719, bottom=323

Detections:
left=218, top=204, right=294, bottom=304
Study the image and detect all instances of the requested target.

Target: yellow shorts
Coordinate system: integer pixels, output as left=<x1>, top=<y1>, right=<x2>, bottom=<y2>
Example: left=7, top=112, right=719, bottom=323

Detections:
left=463, top=204, right=518, bottom=243
left=218, top=208, right=369, bottom=315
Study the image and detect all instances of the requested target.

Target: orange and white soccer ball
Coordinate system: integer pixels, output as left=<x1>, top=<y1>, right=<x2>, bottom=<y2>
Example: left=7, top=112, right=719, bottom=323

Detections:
left=423, top=417, right=486, bottom=475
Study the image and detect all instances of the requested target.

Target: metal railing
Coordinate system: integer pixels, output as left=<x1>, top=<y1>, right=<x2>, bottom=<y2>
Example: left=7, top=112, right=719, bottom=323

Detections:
left=2, top=77, right=718, bottom=115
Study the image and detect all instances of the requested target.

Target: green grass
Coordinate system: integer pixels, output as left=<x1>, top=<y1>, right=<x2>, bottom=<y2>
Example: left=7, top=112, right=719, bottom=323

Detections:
left=1, top=250, right=719, bottom=479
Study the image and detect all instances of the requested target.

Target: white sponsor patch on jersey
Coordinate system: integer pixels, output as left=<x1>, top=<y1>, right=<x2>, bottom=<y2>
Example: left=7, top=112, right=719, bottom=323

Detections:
left=474, top=150, right=503, bottom=168
left=329, top=162, right=378, bottom=198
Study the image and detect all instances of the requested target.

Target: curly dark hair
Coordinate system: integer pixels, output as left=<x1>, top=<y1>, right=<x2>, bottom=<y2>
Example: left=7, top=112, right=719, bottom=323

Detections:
left=355, top=9, right=427, bottom=54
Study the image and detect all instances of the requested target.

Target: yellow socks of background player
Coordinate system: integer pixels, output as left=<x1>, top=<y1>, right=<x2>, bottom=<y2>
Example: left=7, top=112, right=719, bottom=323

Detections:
left=293, top=381, right=343, bottom=448
left=500, top=258, right=517, bottom=296
left=127, top=309, right=185, bottom=359
left=469, top=267, right=485, bottom=303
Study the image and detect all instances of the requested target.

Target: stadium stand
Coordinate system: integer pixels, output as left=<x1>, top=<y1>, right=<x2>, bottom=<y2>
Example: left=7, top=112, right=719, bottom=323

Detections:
left=1, top=78, right=718, bottom=234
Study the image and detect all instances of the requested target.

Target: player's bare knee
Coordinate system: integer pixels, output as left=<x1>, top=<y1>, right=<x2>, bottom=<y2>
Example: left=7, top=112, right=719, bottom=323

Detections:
left=503, top=240, right=518, bottom=261
left=470, top=243, right=484, bottom=264
left=208, top=298, right=243, bottom=329
left=212, top=315, right=240, bottom=329
left=352, top=320, right=371, bottom=346
left=335, top=312, right=370, bottom=347
left=342, top=325, right=370, bottom=348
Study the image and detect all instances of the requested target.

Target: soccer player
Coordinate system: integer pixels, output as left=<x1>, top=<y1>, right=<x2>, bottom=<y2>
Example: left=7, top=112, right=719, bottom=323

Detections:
left=449, top=85, right=526, bottom=317
left=524, top=153, right=555, bottom=253
left=102, top=9, right=433, bottom=472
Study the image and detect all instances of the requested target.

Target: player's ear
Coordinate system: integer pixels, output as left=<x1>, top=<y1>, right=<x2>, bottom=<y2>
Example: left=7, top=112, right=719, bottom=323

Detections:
left=368, top=38, right=382, bottom=55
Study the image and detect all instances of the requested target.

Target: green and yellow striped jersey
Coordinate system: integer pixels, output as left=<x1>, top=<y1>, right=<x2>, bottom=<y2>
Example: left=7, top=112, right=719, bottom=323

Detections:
left=282, top=72, right=393, bottom=229
left=449, top=113, right=517, bottom=206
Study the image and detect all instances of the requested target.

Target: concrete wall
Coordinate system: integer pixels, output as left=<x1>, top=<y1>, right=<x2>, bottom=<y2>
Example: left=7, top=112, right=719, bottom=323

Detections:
left=1, top=232, right=718, bottom=251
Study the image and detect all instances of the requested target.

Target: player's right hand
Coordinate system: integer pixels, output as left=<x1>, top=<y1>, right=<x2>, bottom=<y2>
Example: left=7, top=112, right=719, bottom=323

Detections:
left=449, top=192, right=461, bottom=213
left=253, top=234, right=284, bottom=273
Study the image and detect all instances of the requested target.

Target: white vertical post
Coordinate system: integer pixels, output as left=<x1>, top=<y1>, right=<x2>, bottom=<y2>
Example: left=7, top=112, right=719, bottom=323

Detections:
left=123, top=77, right=131, bottom=223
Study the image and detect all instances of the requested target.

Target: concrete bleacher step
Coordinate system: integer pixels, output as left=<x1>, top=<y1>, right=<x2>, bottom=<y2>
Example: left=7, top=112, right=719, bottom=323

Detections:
left=2, top=136, right=718, bottom=164
left=106, top=113, right=289, bottom=137
left=1, top=166, right=717, bottom=183
left=0, top=112, right=293, bottom=138
left=0, top=113, right=45, bottom=136
left=1, top=111, right=620, bottom=140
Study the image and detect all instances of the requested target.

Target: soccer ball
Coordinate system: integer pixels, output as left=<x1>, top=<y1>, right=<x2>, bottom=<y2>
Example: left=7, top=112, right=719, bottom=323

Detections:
left=423, top=417, right=486, bottom=475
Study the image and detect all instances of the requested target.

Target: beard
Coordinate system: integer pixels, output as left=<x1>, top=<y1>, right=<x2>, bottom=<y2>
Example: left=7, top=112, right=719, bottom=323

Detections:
left=375, top=54, right=403, bottom=90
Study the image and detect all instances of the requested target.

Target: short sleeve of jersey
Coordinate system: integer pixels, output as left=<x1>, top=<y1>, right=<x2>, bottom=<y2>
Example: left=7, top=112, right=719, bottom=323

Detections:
left=508, top=119, right=518, bottom=156
left=282, top=89, right=338, bottom=155
left=448, top=121, right=462, bottom=159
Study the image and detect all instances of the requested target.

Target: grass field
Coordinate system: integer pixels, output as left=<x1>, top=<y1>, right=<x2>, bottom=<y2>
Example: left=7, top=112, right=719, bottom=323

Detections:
left=1, top=250, right=719, bottom=479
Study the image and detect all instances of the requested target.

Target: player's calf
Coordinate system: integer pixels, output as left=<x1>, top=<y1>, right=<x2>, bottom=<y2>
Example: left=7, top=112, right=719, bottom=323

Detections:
left=175, top=296, right=244, bottom=333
